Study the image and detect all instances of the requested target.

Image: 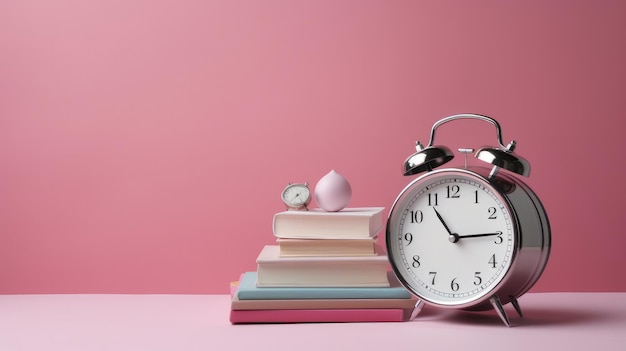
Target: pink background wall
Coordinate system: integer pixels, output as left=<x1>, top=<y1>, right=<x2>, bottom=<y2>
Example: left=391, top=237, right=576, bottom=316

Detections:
left=1, top=1, right=625, bottom=294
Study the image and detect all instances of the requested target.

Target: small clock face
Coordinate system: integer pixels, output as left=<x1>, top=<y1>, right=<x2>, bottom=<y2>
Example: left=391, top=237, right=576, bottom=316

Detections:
left=281, top=184, right=311, bottom=208
left=387, top=169, right=516, bottom=307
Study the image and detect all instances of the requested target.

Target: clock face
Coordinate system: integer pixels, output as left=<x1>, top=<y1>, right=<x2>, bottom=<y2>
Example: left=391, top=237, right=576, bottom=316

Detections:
left=282, top=184, right=311, bottom=207
left=387, top=169, right=516, bottom=307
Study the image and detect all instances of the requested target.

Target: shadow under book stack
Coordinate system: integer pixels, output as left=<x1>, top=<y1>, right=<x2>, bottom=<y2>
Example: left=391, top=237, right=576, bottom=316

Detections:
left=229, top=207, right=417, bottom=324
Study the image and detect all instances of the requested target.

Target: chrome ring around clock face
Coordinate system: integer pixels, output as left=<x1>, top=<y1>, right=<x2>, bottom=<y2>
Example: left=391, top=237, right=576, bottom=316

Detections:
left=386, top=168, right=517, bottom=308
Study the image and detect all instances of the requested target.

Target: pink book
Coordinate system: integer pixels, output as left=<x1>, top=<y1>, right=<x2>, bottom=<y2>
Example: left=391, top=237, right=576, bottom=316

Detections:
left=229, top=308, right=409, bottom=324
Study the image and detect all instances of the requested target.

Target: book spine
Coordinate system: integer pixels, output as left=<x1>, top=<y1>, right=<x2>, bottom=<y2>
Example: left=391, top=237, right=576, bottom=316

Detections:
left=230, top=308, right=407, bottom=324
left=272, top=207, right=384, bottom=239
left=255, top=270, right=390, bottom=288
left=231, top=298, right=419, bottom=310
left=236, top=288, right=410, bottom=300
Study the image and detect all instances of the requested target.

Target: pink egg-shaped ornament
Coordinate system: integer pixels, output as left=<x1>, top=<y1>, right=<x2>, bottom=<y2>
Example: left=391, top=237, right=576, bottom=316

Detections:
left=314, top=170, right=352, bottom=212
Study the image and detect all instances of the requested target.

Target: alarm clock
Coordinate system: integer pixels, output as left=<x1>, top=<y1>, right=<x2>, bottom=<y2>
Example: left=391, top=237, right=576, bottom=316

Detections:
left=281, top=182, right=312, bottom=211
left=385, top=114, right=551, bottom=327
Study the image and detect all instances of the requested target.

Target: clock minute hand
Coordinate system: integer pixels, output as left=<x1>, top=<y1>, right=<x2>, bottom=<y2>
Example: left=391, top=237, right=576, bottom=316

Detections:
left=449, top=231, right=502, bottom=243
left=461, top=232, right=502, bottom=238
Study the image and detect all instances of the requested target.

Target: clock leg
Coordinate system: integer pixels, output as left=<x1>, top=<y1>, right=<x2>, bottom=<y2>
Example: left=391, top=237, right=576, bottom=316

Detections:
left=408, top=299, right=425, bottom=321
left=490, top=295, right=511, bottom=327
left=510, top=296, right=523, bottom=317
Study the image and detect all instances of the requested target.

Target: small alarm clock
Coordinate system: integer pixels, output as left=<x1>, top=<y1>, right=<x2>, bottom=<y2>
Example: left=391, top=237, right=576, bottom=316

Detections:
left=386, top=114, right=551, bottom=326
left=281, top=182, right=311, bottom=211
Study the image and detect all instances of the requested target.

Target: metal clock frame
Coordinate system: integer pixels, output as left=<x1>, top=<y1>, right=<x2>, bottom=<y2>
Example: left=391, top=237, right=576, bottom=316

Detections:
left=386, top=114, right=551, bottom=326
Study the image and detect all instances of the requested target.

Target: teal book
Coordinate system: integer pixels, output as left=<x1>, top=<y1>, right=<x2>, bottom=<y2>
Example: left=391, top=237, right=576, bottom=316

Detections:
left=236, top=272, right=412, bottom=300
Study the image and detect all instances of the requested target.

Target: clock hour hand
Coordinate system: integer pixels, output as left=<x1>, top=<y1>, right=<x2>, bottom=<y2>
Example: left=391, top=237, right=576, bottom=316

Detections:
left=449, top=231, right=502, bottom=243
left=432, top=208, right=454, bottom=236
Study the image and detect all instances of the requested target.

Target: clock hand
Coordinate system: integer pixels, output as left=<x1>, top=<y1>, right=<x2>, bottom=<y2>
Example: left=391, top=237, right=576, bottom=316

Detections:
left=461, top=232, right=502, bottom=238
left=432, top=208, right=500, bottom=243
left=448, top=231, right=502, bottom=243
left=432, top=208, right=454, bottom=236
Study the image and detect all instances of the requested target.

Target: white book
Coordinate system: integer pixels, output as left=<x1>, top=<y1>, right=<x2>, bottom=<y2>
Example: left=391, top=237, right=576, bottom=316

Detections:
left=277, top=238, right=377, bottom=257
left=272, top=207, right=384, bottom=240
left=255, top=245, right=390, bottom=288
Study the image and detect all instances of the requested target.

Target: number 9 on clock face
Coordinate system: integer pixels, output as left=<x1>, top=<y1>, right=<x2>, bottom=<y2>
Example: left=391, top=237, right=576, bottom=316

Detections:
left=386, top=169, right=515, bottom=308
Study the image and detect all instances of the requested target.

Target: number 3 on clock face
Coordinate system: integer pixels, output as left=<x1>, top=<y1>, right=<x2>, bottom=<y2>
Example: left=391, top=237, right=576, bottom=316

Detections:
left=388, top=169, right=515, bottom=307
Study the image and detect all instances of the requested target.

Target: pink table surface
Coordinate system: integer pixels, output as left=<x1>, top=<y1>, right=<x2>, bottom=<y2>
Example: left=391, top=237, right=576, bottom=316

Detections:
left=1, top=293, right=625, bottom=351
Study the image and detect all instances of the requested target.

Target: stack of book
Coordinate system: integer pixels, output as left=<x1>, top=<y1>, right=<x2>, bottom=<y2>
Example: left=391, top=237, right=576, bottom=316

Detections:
left=229, top=207, right=418, bottom=324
